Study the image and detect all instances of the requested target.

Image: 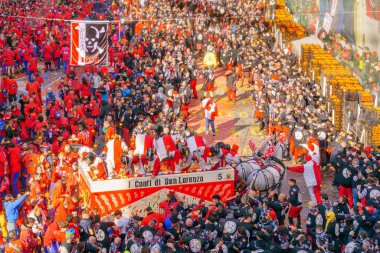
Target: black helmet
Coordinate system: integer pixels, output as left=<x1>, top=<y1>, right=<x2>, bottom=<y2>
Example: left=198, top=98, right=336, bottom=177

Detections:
left=146, top=148, right=155, bottom=161
left=84, top=152, right=96, bottom=164
left=181, top=146, right=190, bottom=157
left=121, top=154, right=130, bottom=165
left=211, top=145, right=220, bottom=156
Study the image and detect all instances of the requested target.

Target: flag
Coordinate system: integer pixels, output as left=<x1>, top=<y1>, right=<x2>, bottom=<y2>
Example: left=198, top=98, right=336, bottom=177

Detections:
left=187, top=136, right=206, bottom=153
left=134, top=134, right=155, bottom=155
left=156, top=135, right=177, bottom=161
left=71, top=21, right=108, bottom=66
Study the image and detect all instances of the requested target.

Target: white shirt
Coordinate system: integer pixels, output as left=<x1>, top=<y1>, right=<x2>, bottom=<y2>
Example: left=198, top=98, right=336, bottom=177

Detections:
left=93, top=75, right=102, bottom=89
left=116, top=216, right=131, bottom=234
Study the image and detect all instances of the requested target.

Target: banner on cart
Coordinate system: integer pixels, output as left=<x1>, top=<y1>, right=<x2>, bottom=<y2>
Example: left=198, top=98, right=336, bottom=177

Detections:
left=85, top=169, right=234, bottom=192
left=71, top=21, right=108, bottom=66
left=79, top=169, right=235, bottom=216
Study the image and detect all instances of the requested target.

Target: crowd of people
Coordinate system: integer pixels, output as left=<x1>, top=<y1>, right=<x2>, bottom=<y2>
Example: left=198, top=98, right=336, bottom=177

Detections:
left=325, top=33, right=380, bottom=96
left=0, top=0, right=378, bottom=252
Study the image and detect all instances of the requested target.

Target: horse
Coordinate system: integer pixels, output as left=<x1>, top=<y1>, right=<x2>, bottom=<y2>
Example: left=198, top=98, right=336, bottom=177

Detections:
left=236, top=141, right=287, bottom=199
left=257, top=139, right=289, bottom=161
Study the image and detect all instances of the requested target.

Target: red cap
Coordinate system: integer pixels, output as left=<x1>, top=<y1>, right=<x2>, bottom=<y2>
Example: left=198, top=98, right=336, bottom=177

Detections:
left=305, top=155, right=312, bottom=162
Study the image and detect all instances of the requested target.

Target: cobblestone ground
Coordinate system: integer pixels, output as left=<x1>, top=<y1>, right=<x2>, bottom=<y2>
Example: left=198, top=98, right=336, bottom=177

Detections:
left=190, top=66, right=338, bottom=221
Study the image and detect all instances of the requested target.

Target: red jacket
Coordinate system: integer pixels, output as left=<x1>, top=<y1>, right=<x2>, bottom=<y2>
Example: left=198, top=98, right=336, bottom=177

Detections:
left=3, top=49, right=14, bottom=65
left=42, top=44, right=53, bottom=60
left=28, top=57, right=38, bottom=71
left=20, top=227, right=38, bottom=253
left=6, top=79, right=18, bottom=95
left=7, top=146, right=21, bottom=173
left=141, top=212, right=164, bottom=228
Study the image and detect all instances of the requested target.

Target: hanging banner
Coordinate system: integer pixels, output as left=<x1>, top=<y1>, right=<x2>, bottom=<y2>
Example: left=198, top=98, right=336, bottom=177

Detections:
left=71, top=21, right=108, bottom=66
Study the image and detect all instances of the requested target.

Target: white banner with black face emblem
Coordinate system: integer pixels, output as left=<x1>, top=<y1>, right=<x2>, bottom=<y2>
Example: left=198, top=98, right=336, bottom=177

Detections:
left=71, top=21, right=108, bottom=66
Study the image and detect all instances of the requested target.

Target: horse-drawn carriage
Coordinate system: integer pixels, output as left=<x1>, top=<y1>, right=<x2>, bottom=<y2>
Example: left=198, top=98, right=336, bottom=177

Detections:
left=235, top=138, right=289, bottom=199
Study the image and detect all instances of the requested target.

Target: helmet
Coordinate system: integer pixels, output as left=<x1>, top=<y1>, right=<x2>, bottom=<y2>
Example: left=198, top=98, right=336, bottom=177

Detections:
left=84, top=152, right=96, bottom=164
left=211, top=145, right=220, bottom=156
left=146, top=148, right=155, bottom=161
left=181, top=146, right=190, bottom=157
left=121, top=154, right=130, bottom=165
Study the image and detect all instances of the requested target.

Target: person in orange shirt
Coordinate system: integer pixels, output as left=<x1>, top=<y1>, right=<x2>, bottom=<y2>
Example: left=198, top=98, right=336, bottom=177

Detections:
left=77, top=123, right=92, bottom=147
left=29, top=172, right=42, bottom=202
left=51, top=175, right=69, bottom=210
left=53, top=199, right=69, bottom=223
left=103, top=121, right=115, bottom=142
left=22, top=151, right=39, bottom=181
left=43, top=220, right=67, bottom=253
left=134, top=22, right=143, bottom=37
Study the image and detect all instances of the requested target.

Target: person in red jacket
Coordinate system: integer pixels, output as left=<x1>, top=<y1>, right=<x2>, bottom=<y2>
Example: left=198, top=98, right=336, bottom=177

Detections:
left=0, top=146, right=9, bottom=182
left=22, top=46, right=32, bottom=73
left=60, top=44, right=70, bottom=73
left=3, top=47, right=14, bottom=76
left=20, top=218, right=39, bottom=253
left=27, top=54, right=38, bottom=82
left=42, top=41, right=53, bottom=72
left=6, top=76, right=18, bottom=105
left=53, top=42, right=61, bottom=70
left=7, top=142, right=22, bottom=196
left=89, top=96, right=100, bottom=119
left=84, top=117, right=97, bottom=142
left=159, top=192, right=179, bottom=220
left=13, top=48, right=22, bottom=74
left=141, top=206, right=164, bottom=229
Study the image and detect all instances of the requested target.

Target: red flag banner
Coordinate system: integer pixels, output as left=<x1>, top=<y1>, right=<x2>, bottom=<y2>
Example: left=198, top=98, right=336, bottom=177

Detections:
left=71, top=21, right=108, bottom=66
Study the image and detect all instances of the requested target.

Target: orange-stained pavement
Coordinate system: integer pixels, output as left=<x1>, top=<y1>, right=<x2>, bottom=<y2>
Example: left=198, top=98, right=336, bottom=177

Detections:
left=187, top=67, right=264, bottom=156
